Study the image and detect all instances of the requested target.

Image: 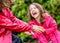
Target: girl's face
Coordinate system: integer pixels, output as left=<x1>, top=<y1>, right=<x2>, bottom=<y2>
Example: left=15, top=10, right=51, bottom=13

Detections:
left=30, top=5, right=40, bottom=19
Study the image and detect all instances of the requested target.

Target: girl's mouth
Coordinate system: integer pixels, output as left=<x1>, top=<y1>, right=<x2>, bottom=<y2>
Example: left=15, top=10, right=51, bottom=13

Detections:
left=33, top=12, right=37, bottom=15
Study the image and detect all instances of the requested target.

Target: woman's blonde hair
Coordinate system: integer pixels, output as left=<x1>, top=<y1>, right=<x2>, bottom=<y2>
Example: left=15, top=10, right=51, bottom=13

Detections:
left=0, top=0, right=14, bottom=10
left=28, top=3, right=46, bottom=23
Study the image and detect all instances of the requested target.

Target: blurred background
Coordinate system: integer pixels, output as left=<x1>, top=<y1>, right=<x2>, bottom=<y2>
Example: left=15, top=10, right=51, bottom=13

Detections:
left=11, top=0, right=60, bottom=43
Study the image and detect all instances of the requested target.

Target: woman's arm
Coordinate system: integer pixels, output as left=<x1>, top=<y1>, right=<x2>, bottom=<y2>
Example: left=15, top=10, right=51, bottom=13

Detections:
left=2, top=8, right=42, bottom=33
left=1, top=8, right=31, bottom=32
left=0, top=15, right=31, bottom=32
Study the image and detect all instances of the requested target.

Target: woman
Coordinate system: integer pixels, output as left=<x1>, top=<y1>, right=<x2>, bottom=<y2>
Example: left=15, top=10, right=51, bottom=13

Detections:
left=25, top=3, right=60, bottom=43
left=0, top=0, right=42, bottom=43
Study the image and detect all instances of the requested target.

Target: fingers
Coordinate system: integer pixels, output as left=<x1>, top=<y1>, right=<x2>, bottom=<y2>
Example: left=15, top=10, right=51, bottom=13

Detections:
left=24, top=32, right=32, bottom=35
left=32, top=25, right=46, bottom=33
left=39, top=28, right=44, bottom=32
left=32, top=25, right=42, bottom=33
left=39, top=26, right=46, bottom=32
left=36, top=30, right=42, bottom=33
left=31, top=31, right=34, bottom=35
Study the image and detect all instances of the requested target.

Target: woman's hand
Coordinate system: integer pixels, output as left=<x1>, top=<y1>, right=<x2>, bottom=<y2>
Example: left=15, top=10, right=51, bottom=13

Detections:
left=39, top=26, right=46, bottom=32
left=32, top=25, right=42, bottom=33
left=32, top=25, right=46, bottom=33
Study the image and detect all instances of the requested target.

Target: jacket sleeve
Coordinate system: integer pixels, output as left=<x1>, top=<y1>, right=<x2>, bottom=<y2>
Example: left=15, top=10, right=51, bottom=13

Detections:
left=45, top=13, right=57, bottom=34
left=1, top=8, right=32, bottom=32
left=0, top=15, right=32, bottom=32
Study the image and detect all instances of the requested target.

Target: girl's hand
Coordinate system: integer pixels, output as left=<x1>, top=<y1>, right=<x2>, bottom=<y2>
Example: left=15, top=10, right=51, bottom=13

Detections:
left=24, top=32, right=32, bottom=35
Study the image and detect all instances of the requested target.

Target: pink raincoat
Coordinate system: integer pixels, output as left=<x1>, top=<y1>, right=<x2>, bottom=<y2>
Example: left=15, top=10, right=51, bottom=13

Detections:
left=0, top=8, right=32, bottom=43
left=29, top=13, right=60, bottom=43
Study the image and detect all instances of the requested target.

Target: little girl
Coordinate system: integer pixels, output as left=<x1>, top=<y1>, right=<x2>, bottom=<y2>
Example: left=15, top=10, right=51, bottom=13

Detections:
left=25, top=3, right=60, bottom=43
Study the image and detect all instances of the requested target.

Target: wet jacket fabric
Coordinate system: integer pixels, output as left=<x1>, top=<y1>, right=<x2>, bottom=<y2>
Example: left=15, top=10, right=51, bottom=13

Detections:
left=0, top=8, right=31, bottom=43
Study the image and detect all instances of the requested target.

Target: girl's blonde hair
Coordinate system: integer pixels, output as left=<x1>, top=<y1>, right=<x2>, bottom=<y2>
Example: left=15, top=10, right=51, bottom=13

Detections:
left=28, top=3, right=46, bottom=23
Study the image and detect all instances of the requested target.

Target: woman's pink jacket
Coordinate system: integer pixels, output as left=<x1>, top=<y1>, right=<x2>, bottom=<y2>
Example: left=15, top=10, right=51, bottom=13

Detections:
left=0, top=8, right=32, bottom=43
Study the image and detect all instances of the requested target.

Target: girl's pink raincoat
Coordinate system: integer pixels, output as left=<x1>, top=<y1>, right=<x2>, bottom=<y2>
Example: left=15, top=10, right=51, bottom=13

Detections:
left=29, top=13, right=60, bottom=43
left=0, top=8, right=32, bottom=43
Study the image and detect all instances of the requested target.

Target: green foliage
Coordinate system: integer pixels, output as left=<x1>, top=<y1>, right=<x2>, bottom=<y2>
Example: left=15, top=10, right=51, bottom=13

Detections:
left=11, top=0, right=60, bottom=41
left=17, top=33, right=33, bottom=42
